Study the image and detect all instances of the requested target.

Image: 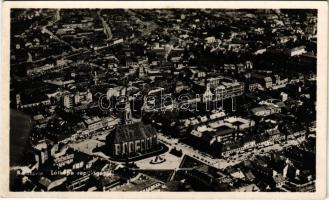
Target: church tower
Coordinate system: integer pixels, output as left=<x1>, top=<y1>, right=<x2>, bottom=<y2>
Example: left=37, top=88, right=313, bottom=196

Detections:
left=122, top=87, right=133, bottom=124
left=123, top=101, right=133, bottom=124
left=203, top=82, right=213, bottom=103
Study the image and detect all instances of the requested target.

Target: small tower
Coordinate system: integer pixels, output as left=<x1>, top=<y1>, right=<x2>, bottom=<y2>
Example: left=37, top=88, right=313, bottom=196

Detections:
left=122, top=87, right=132, bottom=124
left=203, top=83, right=213, bottom=103
left=123, top=101, right=133, bottom=124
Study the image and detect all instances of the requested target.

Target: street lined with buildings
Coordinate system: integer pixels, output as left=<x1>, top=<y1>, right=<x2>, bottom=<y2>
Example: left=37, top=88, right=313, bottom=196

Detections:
left=10, top=8, right=317, bottom=192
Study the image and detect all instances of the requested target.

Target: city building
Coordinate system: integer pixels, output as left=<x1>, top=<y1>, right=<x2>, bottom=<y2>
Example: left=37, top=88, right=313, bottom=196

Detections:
left=106, top=122, right=159, bottom=158
left=82, top=116, right=104, bottom=132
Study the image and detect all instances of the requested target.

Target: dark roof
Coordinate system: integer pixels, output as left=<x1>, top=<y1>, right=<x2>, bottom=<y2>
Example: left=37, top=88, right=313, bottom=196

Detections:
left=201, top=132, right=216, bottom=143
left=242, top=134, right=256, bottom=143
left=92, top=159, right=111, bottom=172
left=213, top=127, right=235, bottom=137
left=73, top=151, right=92, bottom=163
left=107, top=122, right=157, bottom=144
left=21, top=93, right=49, bottom=105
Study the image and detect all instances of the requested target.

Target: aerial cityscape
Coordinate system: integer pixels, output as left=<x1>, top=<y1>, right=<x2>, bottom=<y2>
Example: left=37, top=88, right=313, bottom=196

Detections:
left=10, top=9, right=317, bottom=192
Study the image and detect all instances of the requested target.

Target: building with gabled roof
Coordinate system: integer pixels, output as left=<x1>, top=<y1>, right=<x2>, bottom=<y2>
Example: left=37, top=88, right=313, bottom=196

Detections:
left=106, top=122, right=159, bottom=158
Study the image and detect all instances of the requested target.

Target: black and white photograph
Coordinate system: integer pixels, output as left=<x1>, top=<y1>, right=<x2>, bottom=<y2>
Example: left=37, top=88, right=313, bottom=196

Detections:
left=1, top=1, right=327, bottom=198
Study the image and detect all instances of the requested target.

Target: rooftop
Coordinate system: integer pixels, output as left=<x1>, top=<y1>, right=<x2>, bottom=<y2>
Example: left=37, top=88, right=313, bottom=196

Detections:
left=107, top=122, right=157, bottom=144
